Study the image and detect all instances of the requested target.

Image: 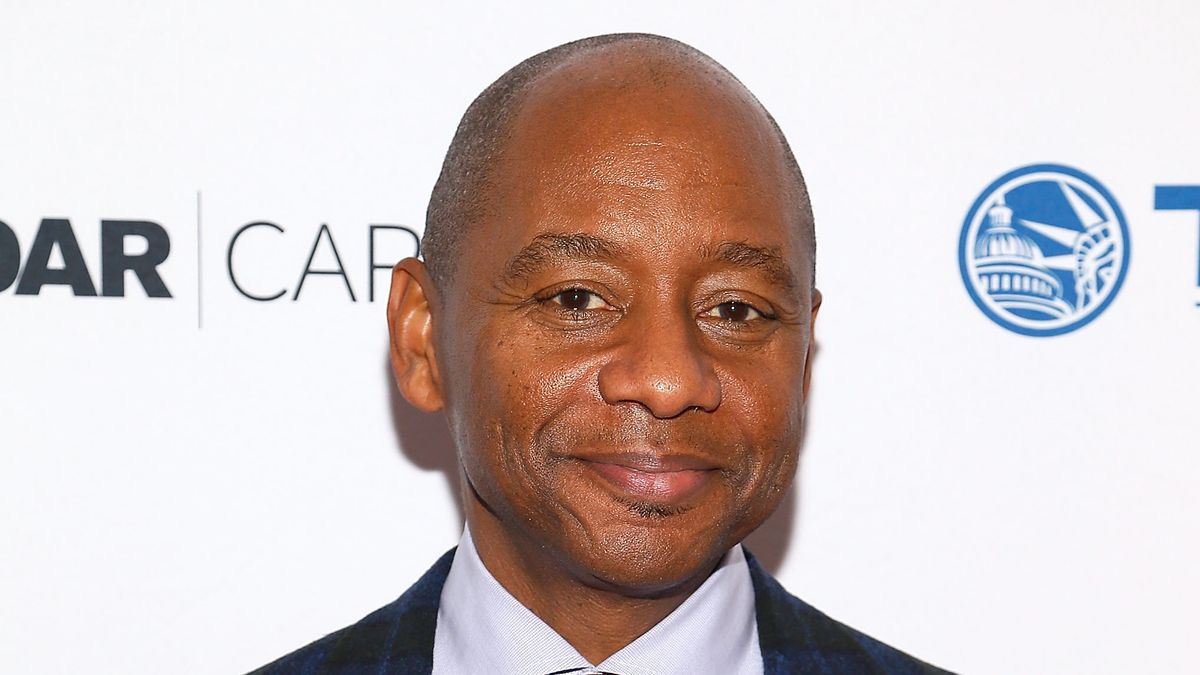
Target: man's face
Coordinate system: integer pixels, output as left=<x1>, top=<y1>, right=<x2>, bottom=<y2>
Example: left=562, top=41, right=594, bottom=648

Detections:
left=431, top=57, right=817, bottom=594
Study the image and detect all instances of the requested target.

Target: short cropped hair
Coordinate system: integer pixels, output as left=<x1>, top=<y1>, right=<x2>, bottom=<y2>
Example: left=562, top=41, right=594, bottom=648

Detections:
left=422, top=33, right=814, bottom=292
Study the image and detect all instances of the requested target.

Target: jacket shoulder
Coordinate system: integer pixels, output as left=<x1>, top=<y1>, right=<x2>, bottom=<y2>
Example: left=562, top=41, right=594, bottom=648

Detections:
left=746, top=553, right=955, bottom=675
left=246, top=549, right=455, bottom=675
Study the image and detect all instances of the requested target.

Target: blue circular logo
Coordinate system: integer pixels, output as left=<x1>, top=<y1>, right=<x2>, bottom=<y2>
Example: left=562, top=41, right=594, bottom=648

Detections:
left=958, top=164, right=1131, bottom=337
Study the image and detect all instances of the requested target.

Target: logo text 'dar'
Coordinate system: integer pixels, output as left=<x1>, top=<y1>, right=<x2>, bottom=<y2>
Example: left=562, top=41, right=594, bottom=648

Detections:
left=0, top=218, right=171, bottom=298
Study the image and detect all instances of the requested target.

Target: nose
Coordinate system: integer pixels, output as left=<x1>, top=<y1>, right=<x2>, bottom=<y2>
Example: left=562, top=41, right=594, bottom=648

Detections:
left=598, top=310, right=722, bottom=418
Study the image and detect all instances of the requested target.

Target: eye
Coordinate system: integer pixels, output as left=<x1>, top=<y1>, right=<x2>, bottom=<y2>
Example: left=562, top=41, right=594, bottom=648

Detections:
left=549, top=288, right=609, bottom=311
left=704, top=300, right=767, bottom=322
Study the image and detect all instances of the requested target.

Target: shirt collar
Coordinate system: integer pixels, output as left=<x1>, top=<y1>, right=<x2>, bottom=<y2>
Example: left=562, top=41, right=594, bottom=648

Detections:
left=432, top=528, right=761, bottom=675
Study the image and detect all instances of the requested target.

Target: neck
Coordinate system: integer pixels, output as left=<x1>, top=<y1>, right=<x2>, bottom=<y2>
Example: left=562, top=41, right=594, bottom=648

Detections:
left=464, top=496, right=717, bottom=664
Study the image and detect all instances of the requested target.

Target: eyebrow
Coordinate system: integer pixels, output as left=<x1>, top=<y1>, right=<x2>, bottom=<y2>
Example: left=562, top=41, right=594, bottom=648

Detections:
left=704, top=240, right=800, bottom=292
left=501, top=232, right=626, bottom=283
left=498, top=233, right=801, bottom=292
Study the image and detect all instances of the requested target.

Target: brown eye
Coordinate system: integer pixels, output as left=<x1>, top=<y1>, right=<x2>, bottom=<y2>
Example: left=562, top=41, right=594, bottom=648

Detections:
left=700, top=299, right=768, bottom=319
left=708, top=301, right=762, bottom=322
left=717, top=301, right=750, bottom=321
left=552, top=288, right=606, bottom=311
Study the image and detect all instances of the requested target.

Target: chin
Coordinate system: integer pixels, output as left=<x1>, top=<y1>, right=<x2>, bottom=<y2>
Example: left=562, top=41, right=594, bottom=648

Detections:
left=562, top=518, right=735, bottom=597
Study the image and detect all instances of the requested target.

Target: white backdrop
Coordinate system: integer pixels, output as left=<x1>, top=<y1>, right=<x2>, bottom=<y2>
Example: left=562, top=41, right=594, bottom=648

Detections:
left=2, top=1, right=1198, bottom=673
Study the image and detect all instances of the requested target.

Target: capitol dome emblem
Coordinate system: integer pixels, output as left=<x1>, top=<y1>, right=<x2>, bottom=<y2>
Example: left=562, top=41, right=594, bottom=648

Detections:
left=958, top=164, right=1130, bottom=336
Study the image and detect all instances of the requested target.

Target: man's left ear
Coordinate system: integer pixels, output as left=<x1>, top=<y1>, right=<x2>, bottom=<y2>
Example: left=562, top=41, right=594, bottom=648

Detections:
left=386, top=258, right=445, bottom=412
left=802, top=288, right=822, bottom=401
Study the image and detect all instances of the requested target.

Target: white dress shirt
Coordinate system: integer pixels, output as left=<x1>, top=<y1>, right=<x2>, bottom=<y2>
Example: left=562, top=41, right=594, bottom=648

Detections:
left=431, top=528, right=762, bottom=675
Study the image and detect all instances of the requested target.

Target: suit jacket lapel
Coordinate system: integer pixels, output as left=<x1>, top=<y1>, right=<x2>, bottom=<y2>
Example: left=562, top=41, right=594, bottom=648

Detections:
left=333, top=547, right=452, bottom=674
left=747, top=551, right=949, bottom=675
left=748, top=550, right=865, bottom=674
left=250, top=548, right=453, bottom=675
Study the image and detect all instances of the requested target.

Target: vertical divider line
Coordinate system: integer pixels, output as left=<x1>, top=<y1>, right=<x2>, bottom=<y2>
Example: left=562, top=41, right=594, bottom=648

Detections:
left=197, top=190, right=203, bottom=330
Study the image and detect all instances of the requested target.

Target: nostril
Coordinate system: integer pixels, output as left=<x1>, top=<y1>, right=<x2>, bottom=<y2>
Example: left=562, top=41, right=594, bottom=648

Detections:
left=598, top=360, right=720, bottom=419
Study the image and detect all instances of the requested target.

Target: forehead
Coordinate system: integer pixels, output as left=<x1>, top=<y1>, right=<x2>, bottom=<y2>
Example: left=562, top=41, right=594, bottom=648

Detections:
left=471, top=46, right=807, bottom=276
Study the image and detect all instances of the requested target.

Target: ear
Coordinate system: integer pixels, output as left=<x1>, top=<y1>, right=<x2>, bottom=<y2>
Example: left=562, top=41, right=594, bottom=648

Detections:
left=802, top=288, right=822, bottom=401
left=387, top=257, right=445, bottom=412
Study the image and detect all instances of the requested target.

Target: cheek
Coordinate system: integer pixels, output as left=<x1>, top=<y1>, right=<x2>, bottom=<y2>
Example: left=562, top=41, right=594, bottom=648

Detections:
left=720, top=352, right=807, bottom=491
left=453, top=326, right=605, bottom=499
left=471, top=329, right=603, bottom=433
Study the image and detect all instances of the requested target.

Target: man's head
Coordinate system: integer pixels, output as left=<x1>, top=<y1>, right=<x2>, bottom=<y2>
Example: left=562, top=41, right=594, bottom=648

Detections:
left=388, top=33, right=820, bottom=597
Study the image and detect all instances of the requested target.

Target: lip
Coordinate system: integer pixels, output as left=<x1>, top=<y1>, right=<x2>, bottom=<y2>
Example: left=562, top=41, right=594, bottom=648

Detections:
left=575, top=451, right=719, bottom=504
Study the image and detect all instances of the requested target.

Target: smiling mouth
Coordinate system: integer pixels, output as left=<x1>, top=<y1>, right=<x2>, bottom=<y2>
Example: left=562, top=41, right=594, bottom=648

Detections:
left=575, top=452, right=719, bottom=506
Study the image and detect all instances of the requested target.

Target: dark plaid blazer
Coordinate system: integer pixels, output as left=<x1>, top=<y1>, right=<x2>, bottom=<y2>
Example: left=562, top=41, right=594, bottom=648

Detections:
left=250, top=549, right=953, bottom=674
